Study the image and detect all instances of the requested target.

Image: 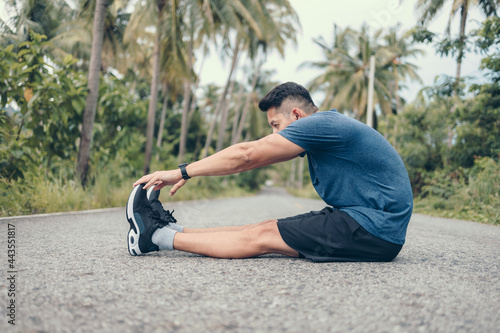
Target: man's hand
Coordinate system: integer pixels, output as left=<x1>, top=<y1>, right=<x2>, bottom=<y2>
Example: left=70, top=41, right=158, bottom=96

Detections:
left=133, top=170, right=187, bottom=196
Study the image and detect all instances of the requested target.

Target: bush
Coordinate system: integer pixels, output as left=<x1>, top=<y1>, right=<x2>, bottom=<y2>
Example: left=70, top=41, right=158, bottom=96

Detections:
left=415, top=157, right=500, bottom=224
left=453, top=157, right=500, bottom=223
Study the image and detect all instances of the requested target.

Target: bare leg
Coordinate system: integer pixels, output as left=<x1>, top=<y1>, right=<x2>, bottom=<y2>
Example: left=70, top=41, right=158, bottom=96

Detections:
left=173, top=221, right=298, bottom=259
left=183, top=219, right=276, bottom=233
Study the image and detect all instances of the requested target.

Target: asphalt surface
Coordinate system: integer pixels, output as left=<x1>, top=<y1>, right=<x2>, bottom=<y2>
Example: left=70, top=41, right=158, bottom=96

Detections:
left=0, top=187, right=499, bottom=332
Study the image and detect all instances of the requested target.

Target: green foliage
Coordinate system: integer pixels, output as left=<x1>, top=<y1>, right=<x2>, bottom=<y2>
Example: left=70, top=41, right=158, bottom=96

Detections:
left=1, top=32, right=87, bottom=179
left=415, top=157, right=500, bottom=224
left=434, top=36, right=471, bottom=60
left=391, top=16, right=500, bottom=224
left=472, top=16, right=500, bottom=81
left=90, top=74, right=148, bottom=181
left=409, top=26, right=436, bottom=44
left=396, top=90, right=451, bottom=193
left=452, top=83, right=500, bottom=167
left=394, top=75, right=500, bottom=224
left=0, top=31, right=149, bottom=183
left=409, top=25, right=472, bottom=63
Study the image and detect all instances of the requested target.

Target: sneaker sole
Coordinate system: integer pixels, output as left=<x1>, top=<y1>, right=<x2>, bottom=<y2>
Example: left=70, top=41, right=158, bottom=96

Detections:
left=146, top=186, right=154, bottom=200
left=126, top=185, right=142, bottom=256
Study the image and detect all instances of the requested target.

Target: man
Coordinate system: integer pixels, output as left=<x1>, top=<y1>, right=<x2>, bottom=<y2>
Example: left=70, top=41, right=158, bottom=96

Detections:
left=128, top=82, right=413, bottom=262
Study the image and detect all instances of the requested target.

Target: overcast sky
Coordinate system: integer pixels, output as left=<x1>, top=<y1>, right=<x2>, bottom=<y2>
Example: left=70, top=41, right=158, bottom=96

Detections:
left=1, top=0, right=487, bottom=105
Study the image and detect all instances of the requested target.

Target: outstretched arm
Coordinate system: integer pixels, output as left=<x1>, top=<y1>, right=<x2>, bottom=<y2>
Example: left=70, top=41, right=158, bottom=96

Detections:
left=133, top=133, right=305, bottom=196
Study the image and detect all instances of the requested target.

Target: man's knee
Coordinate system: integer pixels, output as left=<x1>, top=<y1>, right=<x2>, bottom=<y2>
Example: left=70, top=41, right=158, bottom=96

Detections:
left=255, top=219, right=278, bottom=227
left=244, top=222, right=289, bottom=255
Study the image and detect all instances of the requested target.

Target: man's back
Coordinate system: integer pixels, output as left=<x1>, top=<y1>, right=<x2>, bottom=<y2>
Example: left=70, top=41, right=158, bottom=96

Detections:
left=278, top=109, right=413, bottom=245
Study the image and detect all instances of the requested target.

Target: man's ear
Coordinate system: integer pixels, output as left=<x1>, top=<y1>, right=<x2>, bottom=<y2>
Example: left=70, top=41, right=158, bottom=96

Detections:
left=292, top=108, right=304, bottom=120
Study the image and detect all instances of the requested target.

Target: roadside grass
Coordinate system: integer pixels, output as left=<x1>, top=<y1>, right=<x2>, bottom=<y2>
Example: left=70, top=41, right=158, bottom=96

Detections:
left=414, top=195, right=500, bottom=225
left=0, top=173, right=255, bottom=218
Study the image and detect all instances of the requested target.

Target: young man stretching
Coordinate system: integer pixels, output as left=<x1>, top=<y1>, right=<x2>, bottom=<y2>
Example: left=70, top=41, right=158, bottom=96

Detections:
left=127, top=82, right=413, bottom=262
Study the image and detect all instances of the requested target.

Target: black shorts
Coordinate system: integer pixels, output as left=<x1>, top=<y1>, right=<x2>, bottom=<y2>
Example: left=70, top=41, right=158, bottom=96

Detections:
left=277, top=207, right=403, bottom=262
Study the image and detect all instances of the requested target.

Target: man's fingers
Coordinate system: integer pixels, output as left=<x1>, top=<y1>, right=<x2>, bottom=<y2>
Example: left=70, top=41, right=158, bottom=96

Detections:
left=133, top=174, right=153, bottom=187
left=143, top=177, right=158, bottom=190
left=153, top=183, right=167, bottom=190
left=133, top=170, right=182, bottom=192
left=169, top=179, right=187, bottom=196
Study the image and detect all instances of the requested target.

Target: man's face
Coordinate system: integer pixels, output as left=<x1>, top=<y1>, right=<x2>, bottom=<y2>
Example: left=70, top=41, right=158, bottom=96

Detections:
left=267, top=106, right=296, bottom=134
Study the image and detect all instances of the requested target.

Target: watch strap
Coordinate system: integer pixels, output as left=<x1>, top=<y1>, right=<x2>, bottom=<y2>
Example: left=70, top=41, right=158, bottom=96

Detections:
left=178, top=163, right=191, bottom=180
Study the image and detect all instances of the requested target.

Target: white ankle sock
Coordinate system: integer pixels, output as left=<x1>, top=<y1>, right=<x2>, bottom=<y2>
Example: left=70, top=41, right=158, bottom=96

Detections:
left=152, top=227, right=177, bottom=250
left=168, top=223, right=184, bottom=232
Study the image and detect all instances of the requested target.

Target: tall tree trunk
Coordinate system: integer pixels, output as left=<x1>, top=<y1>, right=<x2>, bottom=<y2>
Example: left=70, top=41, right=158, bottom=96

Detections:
left=187, top=54, right=206, bottom=124
left=201, top=37, right=241, bottom=158
left=216, top=75, right=237, bottom=152
left=156, top=83, right=169, bottom=161
left=178, top=80, right=191, bottom=163
left=233, top=62, right=260, bottom=145
left=77, top=0, right=108, bottom=187
left=455, top=4, right=468, bottom=89
left=393, top=66, right=400, bottom=148
left=143, top=12, right=162, bottom=174
left=230, top=83, right=246, bottom=144
left=201, top=104, right=221, bottom=159
left=178, top=37, right=194, bottom=163
left=447, top=4, right=469, bottom=151
left=214, top=38, right=241, bottom=151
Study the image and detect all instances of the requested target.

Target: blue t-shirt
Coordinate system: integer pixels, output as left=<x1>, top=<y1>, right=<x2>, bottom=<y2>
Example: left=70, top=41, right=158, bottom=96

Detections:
left=278, top=109, right=413, bottom=245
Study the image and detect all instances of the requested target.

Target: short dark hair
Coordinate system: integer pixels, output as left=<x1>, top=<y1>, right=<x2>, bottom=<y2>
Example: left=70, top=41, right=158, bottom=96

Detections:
left=258, top=82, right=317, bottom=114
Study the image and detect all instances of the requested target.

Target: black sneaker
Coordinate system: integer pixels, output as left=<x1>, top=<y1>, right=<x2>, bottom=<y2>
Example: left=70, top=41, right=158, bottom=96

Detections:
left=146, top=186, right=178, bottom=226
left=126, top=184, right=173, bottom=256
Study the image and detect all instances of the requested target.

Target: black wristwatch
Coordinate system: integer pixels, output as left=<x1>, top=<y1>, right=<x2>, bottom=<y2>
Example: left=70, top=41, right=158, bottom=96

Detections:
left=178, top=163, right=191, bottom=180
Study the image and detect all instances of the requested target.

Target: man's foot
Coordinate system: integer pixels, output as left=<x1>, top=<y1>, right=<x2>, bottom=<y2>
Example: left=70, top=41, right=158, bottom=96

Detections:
left=146, top=186, right=178, bottom=226
left=126, top=184, right=176, bottom=256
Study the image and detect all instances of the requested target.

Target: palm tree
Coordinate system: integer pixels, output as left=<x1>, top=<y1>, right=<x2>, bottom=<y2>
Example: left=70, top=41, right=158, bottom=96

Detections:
left=302, top=25, right=351, bottom=111
left=51, top=0, right=130, bottom=72
left=145, top=0, right=168, bottom=174
left=303, top=24, right=392, bottom=125
left=125, top=0, right=186, bottom=174
left=0, top=0, right=73, bottom=43
left=232, top=59, right=262, bottom=145
left=415, top=0, right=498, bottom=151
left=197, top=83, right=221, bottom=158
left=0, top=0, right=77, bottom=62
left=415, top=0, right=498, bottom=87
left=201, top=36, right=247, bottom=158
left=214, top=37, right=242, bottom=153
left=77, top=0, right=109, bottom=186
left=205, top=0, right=299, bottom=153
left=177, top=1, right=213, bottom=163
left=126, top=0, right=261, bottom=168
left=382, top=25, right=424, bottom=114
left=382, top=25, right=424, bottom=147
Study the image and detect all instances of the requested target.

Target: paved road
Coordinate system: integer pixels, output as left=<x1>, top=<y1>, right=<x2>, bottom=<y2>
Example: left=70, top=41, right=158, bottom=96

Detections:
left=1, top=188, right=499, bottom=332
